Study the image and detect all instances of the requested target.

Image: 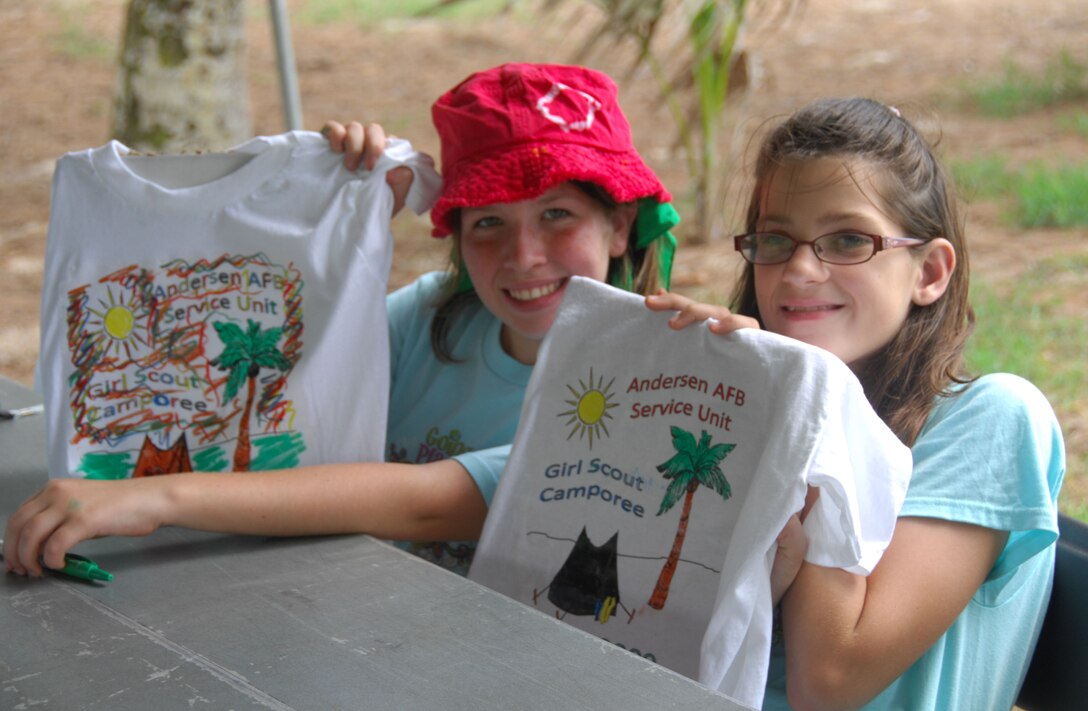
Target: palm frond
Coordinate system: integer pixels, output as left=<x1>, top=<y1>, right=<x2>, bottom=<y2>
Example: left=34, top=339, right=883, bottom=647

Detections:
left=211, top=344, right=248, bottom=370
left=222, top=360, right=248, bottom=401
left=212, top=320, right=246, bottom=346
left=256, top=350, right=292, bottom=371
left=668, top=424, right=698, bottom=454
left=655, top=450, right=691, bottom=478
left=254, top=324, right=284, bottom=354
left=692, top=432, right=734, bottom=498
left=656, top=424, right=699, bottom=477
left=696, top=440, right=735, bottom=470
left=657, top=474, right=691, bottom=515
left=698, top=464, right=732, bottom=500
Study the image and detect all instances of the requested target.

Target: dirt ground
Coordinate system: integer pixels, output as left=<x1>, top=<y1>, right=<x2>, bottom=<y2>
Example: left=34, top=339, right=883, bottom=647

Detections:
left=1, top=0, right=1086, bottom=505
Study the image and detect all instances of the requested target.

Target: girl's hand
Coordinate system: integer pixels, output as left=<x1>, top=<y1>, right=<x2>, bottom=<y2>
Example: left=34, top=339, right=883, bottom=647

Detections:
left=644, top=291, right=760, bottom=334
left=321, top=120, right=413, bottom=216
left=771, top=513, right=809, bottom=605
left=2, top=478, right=171, bottom=577
left=322, top=120, right=389, bottom=171
left=771, top=486, right=816, bottom=605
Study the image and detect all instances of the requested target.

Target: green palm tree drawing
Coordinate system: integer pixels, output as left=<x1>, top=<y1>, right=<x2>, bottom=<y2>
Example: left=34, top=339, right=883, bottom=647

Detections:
left=211, top=319, right=291, bottom=472
left=649, top=427, right=735, bottom=610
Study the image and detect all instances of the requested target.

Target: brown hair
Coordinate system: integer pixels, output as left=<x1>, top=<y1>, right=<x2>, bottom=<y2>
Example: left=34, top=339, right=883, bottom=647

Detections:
left=429, top=181, right=665, bottom=363
left=731, top=97, right=975, bottom=445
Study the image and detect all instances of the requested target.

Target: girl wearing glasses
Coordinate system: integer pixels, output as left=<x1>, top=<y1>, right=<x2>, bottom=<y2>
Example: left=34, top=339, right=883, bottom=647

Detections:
left=650, top=97, right=1064, bottom=711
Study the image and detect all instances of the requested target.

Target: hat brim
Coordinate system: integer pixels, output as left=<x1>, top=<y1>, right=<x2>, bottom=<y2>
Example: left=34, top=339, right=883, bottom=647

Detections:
left=430, top=141, right=671, bottom=237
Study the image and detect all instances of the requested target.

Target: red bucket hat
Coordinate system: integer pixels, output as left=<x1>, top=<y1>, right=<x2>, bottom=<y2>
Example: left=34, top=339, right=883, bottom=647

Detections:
left=429, top=62, right=671, bottom=237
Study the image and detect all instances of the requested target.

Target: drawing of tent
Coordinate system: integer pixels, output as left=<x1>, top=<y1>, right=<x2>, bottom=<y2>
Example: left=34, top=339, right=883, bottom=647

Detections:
left=547, top=527, right=621, bottom=616
left=132, top=433, right=193, bottom=477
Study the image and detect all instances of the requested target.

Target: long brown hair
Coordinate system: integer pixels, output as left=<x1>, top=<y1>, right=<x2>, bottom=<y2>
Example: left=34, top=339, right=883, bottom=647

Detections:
left=731, top=98, right=975, bottom=445
left=430, top=181, right=665, bottom=363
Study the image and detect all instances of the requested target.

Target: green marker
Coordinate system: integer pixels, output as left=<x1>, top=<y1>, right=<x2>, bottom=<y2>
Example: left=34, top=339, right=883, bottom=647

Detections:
left=0, top=539, right=113, bottom=583
left=57, top=552, right=114, bottom=583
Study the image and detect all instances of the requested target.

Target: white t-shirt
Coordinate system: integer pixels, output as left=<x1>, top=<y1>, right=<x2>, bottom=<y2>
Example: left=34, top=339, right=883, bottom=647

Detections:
left=39, top=131, right=440, bottom=479
left=469, top=277, right=911, bottom=709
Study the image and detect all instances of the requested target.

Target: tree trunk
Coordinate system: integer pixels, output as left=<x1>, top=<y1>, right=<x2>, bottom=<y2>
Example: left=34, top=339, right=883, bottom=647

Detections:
left=113, top=0, right=250, bottom=153
left=648, top=482, right=698, bottom=609
left=233, top=372, right=255, bottom=471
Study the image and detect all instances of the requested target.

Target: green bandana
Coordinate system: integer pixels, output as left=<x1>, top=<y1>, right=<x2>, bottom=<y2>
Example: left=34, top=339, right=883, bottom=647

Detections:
left=625, top=198, right=679, bottom=291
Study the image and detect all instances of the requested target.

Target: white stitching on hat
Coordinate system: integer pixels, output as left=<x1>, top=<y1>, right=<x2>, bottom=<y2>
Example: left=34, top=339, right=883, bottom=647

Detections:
left=536, top=82, right=602, bottom=133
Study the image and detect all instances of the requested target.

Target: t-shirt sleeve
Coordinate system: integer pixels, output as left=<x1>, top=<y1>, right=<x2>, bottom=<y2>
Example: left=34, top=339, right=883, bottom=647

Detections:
left=453, top=444, right=512, bottom=506
left=378, top=137, right=442, bottom=216
left=903, top=373, right=1065, bottom=581
left=803, top=366, right=912, bottom=575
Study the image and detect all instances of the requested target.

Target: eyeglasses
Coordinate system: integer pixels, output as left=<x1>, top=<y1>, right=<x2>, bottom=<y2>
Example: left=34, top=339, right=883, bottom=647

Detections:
left=733, top=232, right=928, bottom=266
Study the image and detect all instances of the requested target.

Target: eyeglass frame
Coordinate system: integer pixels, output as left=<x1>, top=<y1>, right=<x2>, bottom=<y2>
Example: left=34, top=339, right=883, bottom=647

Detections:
left=732, top=231, right=929, bottom=266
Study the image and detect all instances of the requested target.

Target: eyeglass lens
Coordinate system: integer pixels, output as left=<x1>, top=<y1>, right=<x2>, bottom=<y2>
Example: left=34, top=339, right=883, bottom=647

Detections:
left=741, top=233, right=877, bottom=265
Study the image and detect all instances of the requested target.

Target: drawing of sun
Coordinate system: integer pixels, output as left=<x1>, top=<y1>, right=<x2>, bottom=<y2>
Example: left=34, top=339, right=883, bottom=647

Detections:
left=104, top=305, right=134, bottom=339
left=559, top=368, right=617, bottom=447
left=84, top=285, right=151, bottom=362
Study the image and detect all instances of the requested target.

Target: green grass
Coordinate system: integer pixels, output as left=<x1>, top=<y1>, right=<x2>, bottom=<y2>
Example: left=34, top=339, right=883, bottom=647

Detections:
left=952, top=157, right=1088, bottom=228
left=1057, top=111, right=1088, bottom=139
left=967, top=254, right=1088, bottom=520
left=296, top=0, right=513, bottom=24
left=1016, top=163, right=1088, bottom=227
left=968, top=254, right=1088, bottom=401
left=951, top=155, right=1014, bottom=201
left=965, top=50, right=1088, bottom=117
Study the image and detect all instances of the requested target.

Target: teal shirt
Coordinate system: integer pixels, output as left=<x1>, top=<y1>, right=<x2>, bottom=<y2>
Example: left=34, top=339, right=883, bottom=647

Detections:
left=385, top=272, right=532, bottom=574
left=763, top=373, right=1065, bottom=710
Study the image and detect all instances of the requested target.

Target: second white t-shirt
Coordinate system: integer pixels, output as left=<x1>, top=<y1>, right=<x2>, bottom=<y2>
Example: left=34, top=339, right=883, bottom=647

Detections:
left=469, top=277, right=911, bottom=709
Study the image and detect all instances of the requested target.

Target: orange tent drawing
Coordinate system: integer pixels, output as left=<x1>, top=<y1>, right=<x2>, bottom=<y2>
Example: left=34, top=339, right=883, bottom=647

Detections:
left=132, top=433, right=193, bottom=477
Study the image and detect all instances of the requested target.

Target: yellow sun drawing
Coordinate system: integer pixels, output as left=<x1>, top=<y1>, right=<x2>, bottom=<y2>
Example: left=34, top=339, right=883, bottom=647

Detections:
left=85, top=285, right=150, bottom=361
left=559, top=368, right=617, bottom=448
left=104, top=305, right=135, bottom=340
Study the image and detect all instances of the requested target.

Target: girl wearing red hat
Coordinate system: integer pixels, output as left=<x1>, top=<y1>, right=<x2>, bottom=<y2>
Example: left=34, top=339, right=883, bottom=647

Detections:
left=5, top=63, right=680, bottom=578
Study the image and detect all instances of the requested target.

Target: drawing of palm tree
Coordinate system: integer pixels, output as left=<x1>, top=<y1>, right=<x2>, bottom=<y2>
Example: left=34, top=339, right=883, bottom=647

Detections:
left=211, top=319, right=291, bottom=471
left=649, top=427, right=735, bottom=610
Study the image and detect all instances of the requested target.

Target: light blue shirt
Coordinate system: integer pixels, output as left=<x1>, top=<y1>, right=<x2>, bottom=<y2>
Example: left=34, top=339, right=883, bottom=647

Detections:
left=385, top=272, right=532, bottom=574
left=763, top=373, right=1065, bottom=710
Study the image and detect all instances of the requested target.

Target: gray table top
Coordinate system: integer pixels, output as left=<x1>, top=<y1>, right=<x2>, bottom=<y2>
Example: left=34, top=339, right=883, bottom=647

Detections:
left=0, top=376, right=49, bottom=504
left=0, top=377, right=753, bottom=711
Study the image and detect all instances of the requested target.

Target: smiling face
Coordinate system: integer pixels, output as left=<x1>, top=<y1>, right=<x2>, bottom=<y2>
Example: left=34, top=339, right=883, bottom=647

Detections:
left=752, top=157, right=942, bottom=370
left=459, top=182, right=634, bottom=364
